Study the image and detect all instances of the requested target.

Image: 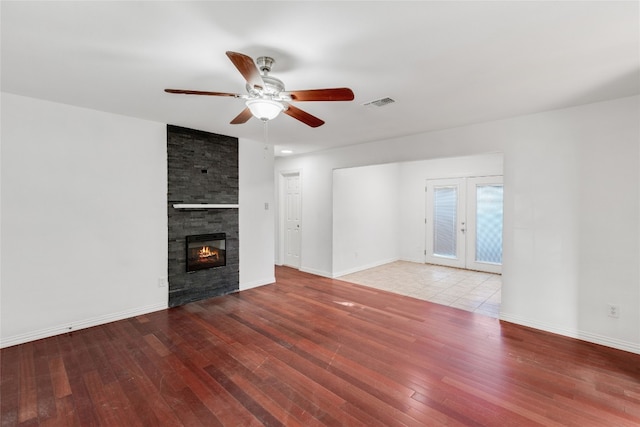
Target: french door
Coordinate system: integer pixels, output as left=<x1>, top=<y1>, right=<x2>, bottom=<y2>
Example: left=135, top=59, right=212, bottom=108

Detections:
left=425, top=178, right=467, bottom=269
left=425, top=176, right=503, bottom=274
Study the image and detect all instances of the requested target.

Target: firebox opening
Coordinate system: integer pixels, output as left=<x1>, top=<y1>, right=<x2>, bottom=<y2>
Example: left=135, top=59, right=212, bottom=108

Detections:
left=186, top=233, right=226, bottom=272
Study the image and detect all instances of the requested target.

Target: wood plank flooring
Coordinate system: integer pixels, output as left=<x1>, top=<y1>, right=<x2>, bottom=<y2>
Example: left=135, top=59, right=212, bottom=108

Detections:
left=2, top=266, right=640, bottom=426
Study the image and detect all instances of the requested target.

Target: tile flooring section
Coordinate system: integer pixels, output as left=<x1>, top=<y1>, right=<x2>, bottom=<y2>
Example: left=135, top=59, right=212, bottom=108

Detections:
left=339, top=260, right=502, bottom=318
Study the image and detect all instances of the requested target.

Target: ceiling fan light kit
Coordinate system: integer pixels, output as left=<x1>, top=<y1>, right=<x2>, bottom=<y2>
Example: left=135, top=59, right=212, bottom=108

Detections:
left=246, top=98, right=285, bottom=121
left=165, top=51, right=354, bottom=127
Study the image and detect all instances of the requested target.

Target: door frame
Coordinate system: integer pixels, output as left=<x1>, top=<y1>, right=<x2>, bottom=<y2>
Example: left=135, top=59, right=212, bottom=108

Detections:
left=278, top=170, right=302, bottom=268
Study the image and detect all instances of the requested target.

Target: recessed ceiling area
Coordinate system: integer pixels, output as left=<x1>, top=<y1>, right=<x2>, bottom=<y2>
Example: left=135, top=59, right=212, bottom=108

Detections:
left=1, top=1, right=638, bottom=156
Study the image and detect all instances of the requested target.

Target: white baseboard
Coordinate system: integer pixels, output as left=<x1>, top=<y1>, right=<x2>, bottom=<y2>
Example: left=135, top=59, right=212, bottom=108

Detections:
left=333, top=257, right=399, bottom=278
left=0, top=302, right=167, bottom=349
left=500, top=313, right=640, bottom=355
left=299, top=266, right=333, bottom=278
left=399, top=256, right=426, bottom=264
left=240, top=277, right=275, bottom=291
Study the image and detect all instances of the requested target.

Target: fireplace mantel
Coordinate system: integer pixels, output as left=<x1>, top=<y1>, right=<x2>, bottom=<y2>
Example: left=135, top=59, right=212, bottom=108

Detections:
left=173, top=204, right=239, bottom=209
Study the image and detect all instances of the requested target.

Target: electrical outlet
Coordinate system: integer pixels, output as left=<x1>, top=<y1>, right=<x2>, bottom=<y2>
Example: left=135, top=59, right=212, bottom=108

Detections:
left=158, top=278, right=167, bottom=288
left=607, top=304, right=620, bottom=318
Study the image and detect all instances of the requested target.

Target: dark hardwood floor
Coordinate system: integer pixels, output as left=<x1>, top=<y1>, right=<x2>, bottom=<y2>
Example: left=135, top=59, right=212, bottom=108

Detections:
left=2, top=266, right=640, bottom=426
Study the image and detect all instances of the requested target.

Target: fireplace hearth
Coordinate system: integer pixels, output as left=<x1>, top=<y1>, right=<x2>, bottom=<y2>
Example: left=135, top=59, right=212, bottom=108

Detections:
left=186, top=233, right=226, bottom=272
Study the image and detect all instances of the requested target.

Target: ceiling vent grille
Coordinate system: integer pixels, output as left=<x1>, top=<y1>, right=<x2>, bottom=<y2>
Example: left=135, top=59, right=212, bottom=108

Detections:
left=363, top=97, right=395, bottom=108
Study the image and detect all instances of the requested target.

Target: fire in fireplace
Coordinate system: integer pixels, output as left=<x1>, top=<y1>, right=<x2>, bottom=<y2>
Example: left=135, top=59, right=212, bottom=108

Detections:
left=186, top=233, right=226, bottom=272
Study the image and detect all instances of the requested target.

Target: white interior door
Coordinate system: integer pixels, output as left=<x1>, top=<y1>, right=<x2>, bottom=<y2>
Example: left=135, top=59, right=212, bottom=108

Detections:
left=425, top=176, right=503, bottom=273
left=284, top=173, right=301, bottom=268
left=425, top=178, right=467, bottom=269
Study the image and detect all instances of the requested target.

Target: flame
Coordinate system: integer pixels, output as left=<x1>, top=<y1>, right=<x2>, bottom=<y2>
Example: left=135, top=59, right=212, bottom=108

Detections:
left=198, top=246, right=218, bottom=259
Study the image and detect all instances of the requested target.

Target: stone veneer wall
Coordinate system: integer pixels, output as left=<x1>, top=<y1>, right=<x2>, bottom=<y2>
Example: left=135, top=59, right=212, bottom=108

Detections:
left=167, top=125, right=239, bottom=307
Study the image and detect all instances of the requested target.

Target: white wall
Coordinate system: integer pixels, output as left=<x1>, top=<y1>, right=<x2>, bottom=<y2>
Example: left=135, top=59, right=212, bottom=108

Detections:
left=239, top=140, right=275, bottom=289
left=1, top=93, right=168, bottom=347
left=1, top=93, right=276, bottom=347
left=333, top=163, right=400, bottom=276
left=500, top=98, right=639, bottom=352
left=275, top=96, right=640, bottom=354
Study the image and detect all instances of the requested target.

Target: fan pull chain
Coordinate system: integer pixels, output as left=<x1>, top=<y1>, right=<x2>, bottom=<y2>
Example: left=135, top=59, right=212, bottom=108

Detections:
left=263, top=119, right=269, bottom=159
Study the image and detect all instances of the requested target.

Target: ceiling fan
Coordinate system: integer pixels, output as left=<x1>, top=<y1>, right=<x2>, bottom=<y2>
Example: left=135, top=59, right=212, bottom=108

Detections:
left=165, top=51, right=355, bottom=128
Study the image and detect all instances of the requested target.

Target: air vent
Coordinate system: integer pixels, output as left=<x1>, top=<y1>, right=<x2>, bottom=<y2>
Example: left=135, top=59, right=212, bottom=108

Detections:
left=363, top=97, right=396, bottom=108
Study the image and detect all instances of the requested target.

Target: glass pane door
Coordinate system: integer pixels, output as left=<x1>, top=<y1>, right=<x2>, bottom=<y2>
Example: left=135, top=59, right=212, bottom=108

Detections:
left=466, top=176, right=503, bottom=273
left=425, top=178, right=466, bottom=269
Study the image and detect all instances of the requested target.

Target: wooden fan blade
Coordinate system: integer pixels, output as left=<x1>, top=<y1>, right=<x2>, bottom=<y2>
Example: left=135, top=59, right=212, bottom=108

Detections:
left=165, top=89, right=240, bottom=97
left=230, top=107, right=253, bottom=125
left=283, top=104, right=325, bottom=128
left=226, top=51, right=264, bottom=89
left=286, top=88, right=354, bottom=102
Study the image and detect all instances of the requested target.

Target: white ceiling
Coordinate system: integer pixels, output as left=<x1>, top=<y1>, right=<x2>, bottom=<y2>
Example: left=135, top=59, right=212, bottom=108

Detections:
left=2, top=1, right=638, bottom=156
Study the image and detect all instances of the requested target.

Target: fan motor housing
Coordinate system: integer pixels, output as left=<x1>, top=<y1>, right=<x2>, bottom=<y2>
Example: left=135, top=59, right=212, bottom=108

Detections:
left=247, top=75, right=285, bottom=96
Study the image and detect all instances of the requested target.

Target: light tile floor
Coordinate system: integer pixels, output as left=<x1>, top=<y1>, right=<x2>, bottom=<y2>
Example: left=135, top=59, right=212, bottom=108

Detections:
left=339, top=260, right=502, bottom=318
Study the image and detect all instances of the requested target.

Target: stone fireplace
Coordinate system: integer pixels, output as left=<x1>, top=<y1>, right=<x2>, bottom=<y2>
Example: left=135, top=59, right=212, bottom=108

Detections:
left=167, top=125, right=239, bottom=307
